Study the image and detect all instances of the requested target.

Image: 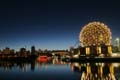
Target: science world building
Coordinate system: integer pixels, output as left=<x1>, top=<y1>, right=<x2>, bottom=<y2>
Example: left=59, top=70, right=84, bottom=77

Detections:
left=76, top=22, right=112, bottom=57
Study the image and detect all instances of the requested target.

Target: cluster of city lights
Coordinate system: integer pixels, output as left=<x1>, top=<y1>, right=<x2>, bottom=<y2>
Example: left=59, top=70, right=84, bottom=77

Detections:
left=79, top=22, right=112, bottom=46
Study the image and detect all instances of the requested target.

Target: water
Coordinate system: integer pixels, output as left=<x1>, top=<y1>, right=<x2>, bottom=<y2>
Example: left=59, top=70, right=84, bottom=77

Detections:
left=0, top=58, right=120, bottom=80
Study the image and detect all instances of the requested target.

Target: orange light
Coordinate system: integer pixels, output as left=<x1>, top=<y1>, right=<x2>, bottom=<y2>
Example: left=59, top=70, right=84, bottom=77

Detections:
left=37, top=56, right=48, bottom=62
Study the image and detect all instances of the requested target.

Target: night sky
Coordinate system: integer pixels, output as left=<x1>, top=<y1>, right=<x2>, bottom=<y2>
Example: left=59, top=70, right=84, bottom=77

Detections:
left=0, top=0, right=120, bottom=50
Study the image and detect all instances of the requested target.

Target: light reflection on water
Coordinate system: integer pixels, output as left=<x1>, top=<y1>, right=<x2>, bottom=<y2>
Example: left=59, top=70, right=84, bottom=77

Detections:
left=0, top=59, right=120, bottom=80
left=71, top=62, right=120, bottom=80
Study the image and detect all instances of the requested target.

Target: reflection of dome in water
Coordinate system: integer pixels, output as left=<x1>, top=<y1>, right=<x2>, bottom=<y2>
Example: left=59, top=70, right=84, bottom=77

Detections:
left=79, top=22, right=112, bottom=46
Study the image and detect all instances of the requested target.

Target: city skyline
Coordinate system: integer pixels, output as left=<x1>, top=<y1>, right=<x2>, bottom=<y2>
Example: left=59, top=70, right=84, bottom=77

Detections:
left=0, top=0, right=120, bottom=50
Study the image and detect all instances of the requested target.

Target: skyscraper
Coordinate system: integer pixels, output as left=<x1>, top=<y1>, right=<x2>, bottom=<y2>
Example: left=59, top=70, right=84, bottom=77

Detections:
left=31, top=46, right=36, bottom=56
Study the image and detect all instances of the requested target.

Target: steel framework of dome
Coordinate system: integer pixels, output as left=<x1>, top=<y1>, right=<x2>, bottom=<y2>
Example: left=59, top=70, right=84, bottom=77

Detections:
left=79, top=22, right=112, bottom=46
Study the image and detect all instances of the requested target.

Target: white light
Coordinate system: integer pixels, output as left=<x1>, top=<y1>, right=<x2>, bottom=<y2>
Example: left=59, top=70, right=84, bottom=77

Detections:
left=73, top=54, right=79, bottom=58
left=112, top=63, right=120, bottom=67
left=116, top=38, right=119, bottom=41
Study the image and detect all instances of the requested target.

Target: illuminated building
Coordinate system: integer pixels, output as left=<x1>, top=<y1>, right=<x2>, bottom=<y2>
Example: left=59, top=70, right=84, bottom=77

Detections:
left=2, top=47, right=11, bottom=54
left=80, top=22, right=112, bottom=46
left=19, top=48, right=26, bottom=57
left=78, top=22, right=112, bottom=56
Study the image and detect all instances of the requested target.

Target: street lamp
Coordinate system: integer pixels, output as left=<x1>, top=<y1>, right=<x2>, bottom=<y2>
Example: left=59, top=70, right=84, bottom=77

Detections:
left=115, top=38, right=120, bottom=51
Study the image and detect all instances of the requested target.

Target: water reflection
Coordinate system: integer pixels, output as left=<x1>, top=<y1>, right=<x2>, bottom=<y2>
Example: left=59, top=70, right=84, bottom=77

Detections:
left=0, top=58, right=70, bottom=72
left=0, top=59, right=120, bottom=80
left=0, top=61, right=33, bottom=72
left=71, top=62, right=120, bottom=80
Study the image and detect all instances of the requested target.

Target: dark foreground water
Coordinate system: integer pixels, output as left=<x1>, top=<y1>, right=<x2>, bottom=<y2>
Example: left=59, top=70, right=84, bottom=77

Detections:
left=0, top=58, right=120, bottom=80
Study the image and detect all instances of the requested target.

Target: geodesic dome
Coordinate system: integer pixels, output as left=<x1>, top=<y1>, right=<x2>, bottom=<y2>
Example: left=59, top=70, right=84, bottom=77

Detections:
left=79, top=22, right=112, bottom=46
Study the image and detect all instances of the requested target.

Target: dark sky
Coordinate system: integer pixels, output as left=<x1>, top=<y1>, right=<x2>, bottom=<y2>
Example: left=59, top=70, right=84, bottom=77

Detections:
left=0, top=0, right=120, bottom=50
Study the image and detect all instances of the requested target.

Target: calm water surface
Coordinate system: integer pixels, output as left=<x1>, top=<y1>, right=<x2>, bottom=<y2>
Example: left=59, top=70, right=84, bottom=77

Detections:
left=0, top=58, right=120, bottom=80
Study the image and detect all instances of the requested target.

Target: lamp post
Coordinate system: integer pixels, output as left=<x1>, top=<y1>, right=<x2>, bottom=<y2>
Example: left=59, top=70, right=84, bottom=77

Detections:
left=116, top=38, right=120, bottom=51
